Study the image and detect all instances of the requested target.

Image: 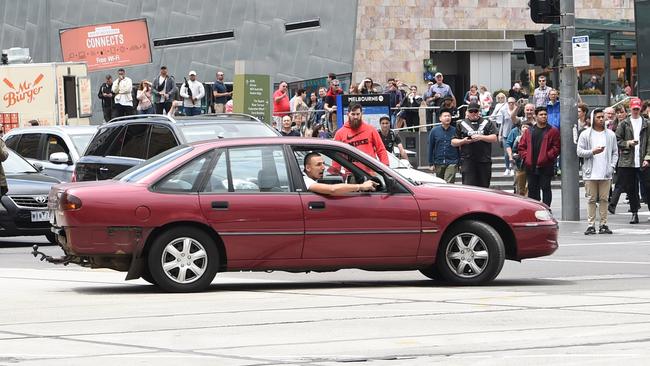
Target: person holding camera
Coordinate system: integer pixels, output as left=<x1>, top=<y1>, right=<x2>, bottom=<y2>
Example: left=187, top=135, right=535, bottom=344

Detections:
left=451, top=102, right=497, bottom=188
left=400, top=85, right=422, bottom=130
left=577, top=109, right=618, bottom=234
left=610, top=98, right=649, bottom=223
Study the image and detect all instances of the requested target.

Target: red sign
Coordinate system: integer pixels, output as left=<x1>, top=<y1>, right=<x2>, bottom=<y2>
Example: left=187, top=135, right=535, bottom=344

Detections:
left=59, top=19, right=152, bottom=71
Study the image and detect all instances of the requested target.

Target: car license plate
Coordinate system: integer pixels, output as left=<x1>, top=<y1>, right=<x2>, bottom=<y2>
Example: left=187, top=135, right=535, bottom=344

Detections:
left=31, top=211, right=51, bottom=222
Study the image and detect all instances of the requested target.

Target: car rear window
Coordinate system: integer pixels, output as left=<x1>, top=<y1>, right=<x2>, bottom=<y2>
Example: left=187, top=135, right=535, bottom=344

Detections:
left=178, top=122, right=278, bottom=143
left=84, top=126, right=124, bottom=156
left=116, top=145, right=193, bottom=183
left=69, top=133, right=95, bottom=155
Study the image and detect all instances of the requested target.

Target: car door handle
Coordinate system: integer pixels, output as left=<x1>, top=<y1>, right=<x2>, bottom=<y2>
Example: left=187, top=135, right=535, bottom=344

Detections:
left=308, top=201, right=325, bottom=210
left=211, top=201, right=229, bottom=210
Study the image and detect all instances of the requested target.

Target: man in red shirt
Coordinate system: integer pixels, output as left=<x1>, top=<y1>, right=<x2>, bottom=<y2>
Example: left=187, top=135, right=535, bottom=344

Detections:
left=334, top=103, right=389, bottom=165
left=273, top=81, right=290, bottom=127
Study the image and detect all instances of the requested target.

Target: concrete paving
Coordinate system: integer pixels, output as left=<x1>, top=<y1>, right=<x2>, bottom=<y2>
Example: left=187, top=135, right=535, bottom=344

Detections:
left=2, top=188, right=650, bottom=365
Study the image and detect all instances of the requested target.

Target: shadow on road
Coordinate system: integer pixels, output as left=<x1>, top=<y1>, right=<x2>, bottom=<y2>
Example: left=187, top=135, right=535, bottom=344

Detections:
left=0, top=237, right=51, bottom=248
left=71, top=277, right=572, bottom=295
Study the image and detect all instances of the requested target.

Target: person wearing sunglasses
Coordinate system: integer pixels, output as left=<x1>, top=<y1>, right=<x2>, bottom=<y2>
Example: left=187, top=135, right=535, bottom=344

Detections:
left=451, top=102, right=498, bottom=188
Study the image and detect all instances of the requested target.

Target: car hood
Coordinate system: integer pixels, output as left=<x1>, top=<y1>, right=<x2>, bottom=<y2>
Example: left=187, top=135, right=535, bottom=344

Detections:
left=393, top=167, right=446, bottom=184
left=6, top=173, right=61, bottom=195
left=413, top=183, right=550, bottom=211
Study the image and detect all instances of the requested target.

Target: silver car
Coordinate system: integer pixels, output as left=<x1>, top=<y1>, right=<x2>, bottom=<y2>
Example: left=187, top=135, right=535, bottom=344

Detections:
left=3, top=125, right=97, bottom=182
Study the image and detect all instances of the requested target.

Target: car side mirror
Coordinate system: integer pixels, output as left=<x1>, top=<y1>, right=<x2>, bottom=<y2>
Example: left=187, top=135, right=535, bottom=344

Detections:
left=49, top=152, right=71, bottom=165
left=32, top=162, right=44, bottom=172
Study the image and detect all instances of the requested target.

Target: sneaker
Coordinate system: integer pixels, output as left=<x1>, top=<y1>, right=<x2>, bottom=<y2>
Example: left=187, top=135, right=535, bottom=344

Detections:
left=510, top=170, right=515, bottom=176
left=598, top=225, right=613, bottom=234
left=504, top=169, right=510, bottom=176
left=584, top=226, right=597, bottom=235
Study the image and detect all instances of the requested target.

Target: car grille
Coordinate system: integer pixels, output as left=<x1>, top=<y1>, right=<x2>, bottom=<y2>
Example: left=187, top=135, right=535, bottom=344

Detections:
left=8, top=195, right=49, bottom=209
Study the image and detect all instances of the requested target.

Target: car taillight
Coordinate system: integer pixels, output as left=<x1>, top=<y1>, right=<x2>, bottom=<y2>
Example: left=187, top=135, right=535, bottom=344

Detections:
left=59, top=192, right=82, bottom=211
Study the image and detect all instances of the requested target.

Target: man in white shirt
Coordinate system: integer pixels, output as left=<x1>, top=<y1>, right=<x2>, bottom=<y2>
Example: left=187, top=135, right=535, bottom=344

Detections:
left=577, top=109, right=618, bottom=234
left=303, top=152, right=377, bottom=195
left=111, top=68, right=134, bottom=117
left=180, top=70, right=205, bottom=116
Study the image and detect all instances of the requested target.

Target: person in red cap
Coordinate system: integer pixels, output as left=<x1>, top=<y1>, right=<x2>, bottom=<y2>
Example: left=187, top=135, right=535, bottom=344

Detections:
left=610, top=98, right=649, bottom=223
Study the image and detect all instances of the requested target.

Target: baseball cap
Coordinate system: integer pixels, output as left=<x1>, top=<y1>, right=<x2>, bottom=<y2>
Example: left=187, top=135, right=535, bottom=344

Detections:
left=188, top=70, right=197, bottom=76
left=513, top=82, right=521, bottom=89
left=434, top=72, right=443, bottom=78
left=630, top=97, right=642, bottom=110
left=467, top=102, right=481, bottom=112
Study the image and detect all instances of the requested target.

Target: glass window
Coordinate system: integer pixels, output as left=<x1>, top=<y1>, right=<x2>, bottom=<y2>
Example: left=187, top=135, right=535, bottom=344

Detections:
left=206, top=146, right=290, bottom=193
left=294, top=148, right=387, bottom=192
left=147, top=125, right=178, bottom=158
left=86, top=126, right=124, bottom=156
left=117, top=145, right=193, bottom=183
left=2, top=150, right=39, bottom=174
left=202, top=150, right=228, bottom=193
left=45, top=134, right=70, bottom=159
left=69, top=133, right=95, bottom=155
left=4, top=135, right=20, bottom=150
left=120, top=124, right=150, bottom=159
left=153, top=151, right=213, bottom=193
left=15, top=133, right=41, bottom=159
left=178, top=122, right=278, bottom=143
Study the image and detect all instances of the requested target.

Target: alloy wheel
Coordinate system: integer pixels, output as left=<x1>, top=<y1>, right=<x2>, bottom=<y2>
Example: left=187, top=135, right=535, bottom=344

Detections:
left=160, top=237, right=208, bottom=284
left=445, top=233, right=489, bottom=278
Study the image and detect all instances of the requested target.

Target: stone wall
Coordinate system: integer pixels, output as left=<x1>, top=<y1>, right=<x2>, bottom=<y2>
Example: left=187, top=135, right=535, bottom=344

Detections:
left=354, top=0, right=635, bottom=90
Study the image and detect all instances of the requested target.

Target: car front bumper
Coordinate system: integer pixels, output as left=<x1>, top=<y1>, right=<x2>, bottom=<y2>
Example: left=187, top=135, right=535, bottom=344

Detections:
left=512, top=222, right=559, bottom=259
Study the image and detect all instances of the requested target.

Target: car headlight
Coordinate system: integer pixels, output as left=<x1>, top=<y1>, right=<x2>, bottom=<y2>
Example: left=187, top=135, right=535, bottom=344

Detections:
left=535, top=209, right=553, bottom=221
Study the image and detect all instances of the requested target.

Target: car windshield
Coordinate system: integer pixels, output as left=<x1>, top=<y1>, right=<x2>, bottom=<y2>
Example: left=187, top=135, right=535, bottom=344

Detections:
left=116, top=145, right=193, bottom=183
left=179, top=122, right=278, bottom=143
left=3, top=149, right=38, bottom=174
left=69, top=133, right=95, bottom=155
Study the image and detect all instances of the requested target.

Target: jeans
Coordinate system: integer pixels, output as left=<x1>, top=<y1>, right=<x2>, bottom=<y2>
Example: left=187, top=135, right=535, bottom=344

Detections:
left=155, top=102, right=172, bottom=115
left=527, top=170, right=553, bottom=206
left=502, top=138, right=511, bottom=170
left=184, top=107, right=202, bottom=116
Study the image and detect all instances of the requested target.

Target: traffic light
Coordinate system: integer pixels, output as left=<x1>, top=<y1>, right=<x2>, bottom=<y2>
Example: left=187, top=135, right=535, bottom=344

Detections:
left=530, top=0, right=560, bottom=24
left=1, top=53, right=7, bottom=65
left=524, top=30, right=558, bottom=68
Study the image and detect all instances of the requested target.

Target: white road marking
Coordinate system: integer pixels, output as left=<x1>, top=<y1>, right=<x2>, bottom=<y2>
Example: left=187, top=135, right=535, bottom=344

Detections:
left=561, top=240, right=650, bottom=246
left=541, top=274, right=649, bottom=281
left=531, top=258, right=650, bottom=265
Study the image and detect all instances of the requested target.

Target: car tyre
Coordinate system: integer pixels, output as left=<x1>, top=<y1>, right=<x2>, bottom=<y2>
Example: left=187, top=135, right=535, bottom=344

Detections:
left=45, top=232, right=59, bottom=245
left=434, top=220, right=505, bottom=285
left=147, top=227, right=219, bottom=292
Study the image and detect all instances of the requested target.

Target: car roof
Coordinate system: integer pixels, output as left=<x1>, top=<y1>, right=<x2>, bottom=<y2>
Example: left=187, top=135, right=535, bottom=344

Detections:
left=5, top=125, right=97, bottom=135
left=100, top=113, right=264, bottom=129
left=190, top=136, right=353, bottom=150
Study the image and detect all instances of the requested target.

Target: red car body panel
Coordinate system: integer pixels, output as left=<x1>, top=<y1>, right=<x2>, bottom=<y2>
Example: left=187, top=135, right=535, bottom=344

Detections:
left=48, top=138, right=558, bottom=278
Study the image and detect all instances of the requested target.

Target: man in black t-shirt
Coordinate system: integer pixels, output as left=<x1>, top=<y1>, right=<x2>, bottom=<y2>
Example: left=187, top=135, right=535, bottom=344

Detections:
left=378, top=116, right=408, bottom=159
left=97, top=74, right=114, bottom=122
left=451, top=103, right=498, bottom=187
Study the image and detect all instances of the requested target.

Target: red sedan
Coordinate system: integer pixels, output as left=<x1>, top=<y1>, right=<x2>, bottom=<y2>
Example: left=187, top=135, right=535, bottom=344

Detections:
left=42, top=137, right=558, bottom=292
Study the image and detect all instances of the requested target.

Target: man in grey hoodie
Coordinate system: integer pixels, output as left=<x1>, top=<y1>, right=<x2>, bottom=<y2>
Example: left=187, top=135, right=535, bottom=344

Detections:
left=577, top=108, right=618, bottom=235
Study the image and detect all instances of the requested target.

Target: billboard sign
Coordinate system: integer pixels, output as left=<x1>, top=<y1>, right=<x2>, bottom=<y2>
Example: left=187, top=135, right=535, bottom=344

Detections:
left=60, top=19, right=152, bottom=72
left=336, top=94, right=391, bottom=129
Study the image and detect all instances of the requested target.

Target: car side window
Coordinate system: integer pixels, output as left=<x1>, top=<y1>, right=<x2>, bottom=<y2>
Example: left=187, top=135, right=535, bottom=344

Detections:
left=147, top=125, right=177, bottom=158
left=86, top=126, right=124, bottom=156
left=4, top=135, right=20, bottom=150
left=154, top=152, right=213, bottom=193
left=45, top=134, right=70, bottom=159
left=15, top=133, right=42, bottom=159
left=293, top=148, right=387, bottom=192
left=119, top=124, right=150, bottom=159
left=203, top=145, right=290, bottom=193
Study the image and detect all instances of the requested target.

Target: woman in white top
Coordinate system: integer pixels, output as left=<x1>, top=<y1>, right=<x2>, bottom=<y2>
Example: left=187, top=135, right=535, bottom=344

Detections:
left=491, top=93, right=514, bottom=175
left=136, top=80, right=154, bottom=114
left=479, top=85, right=492, bottom=116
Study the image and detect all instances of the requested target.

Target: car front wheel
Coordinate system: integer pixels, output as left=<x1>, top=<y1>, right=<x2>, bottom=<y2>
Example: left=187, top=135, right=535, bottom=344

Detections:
left=433, top=220, right=505, bottom=285
left=147, top=227, right=219, bottom=292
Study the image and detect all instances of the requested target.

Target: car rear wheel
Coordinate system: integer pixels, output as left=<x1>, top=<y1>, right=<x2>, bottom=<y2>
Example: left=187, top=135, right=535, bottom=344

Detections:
left=432, top=220, right=505, bottom=285
left=147, top=227, right=218, bottom=292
